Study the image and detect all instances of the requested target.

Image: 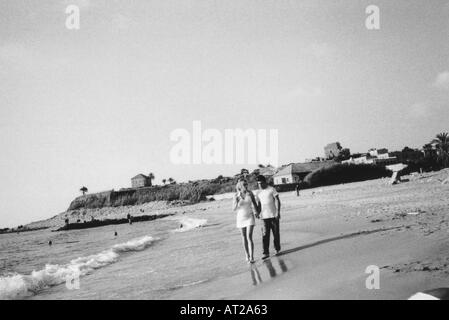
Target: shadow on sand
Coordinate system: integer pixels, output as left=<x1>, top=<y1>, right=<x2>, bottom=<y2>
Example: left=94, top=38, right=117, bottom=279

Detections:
left=248, top=226, right=402, bottom=286
left=277, top=226, right=401, bottom=257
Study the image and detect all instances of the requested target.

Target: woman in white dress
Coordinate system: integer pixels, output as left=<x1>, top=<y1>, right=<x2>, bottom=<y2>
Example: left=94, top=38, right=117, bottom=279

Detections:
left=233, top=180, right=260, bottom=263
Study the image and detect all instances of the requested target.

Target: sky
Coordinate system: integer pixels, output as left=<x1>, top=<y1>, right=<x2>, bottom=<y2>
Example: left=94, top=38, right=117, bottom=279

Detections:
left=1, top=0, right=449, bottom=227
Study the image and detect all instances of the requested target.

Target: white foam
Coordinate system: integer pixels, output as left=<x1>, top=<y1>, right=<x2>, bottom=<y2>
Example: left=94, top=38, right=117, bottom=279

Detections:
left=206, top=193, right=234, bottom=201
left=172, top=217, right=207, bottom=232
left=0, top=235, right=155, bottom=300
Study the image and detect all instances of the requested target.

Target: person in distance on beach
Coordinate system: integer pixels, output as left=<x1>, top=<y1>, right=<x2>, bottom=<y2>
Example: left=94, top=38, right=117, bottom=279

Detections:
left=233, top=179, right=260, bottom=263
left=254, top=175, right=281, bottom=259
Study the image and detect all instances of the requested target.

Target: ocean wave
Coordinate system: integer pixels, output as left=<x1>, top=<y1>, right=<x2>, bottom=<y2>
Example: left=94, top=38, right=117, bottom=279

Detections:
left=0, top=235, right=155, bottom=300
left=172, top=217, right=207, bottom=232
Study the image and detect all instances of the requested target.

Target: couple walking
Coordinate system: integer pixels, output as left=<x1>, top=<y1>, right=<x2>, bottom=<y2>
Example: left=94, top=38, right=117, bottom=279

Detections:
left=232, top=175, right=281, bottom=263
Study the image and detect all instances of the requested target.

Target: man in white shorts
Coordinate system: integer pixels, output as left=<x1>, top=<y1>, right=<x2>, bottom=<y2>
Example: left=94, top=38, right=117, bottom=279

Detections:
left=254, top=175, right=281, bottom=259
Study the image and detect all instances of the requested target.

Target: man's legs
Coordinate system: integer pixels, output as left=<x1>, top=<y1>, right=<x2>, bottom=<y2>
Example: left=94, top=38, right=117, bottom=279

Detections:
left=261, top=219, right=271, bottom=256
left=272, top=218, right=281, bottom=252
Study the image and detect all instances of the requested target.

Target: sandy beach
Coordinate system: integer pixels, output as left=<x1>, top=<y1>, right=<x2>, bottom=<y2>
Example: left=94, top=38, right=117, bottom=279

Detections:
left=166, top=169, right=449, bottom=300
left=3, top=169, right=445, bottom=299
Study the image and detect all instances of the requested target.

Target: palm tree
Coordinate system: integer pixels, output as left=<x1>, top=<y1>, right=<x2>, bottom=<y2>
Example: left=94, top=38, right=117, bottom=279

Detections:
left=432, top=132, right=449, bottom=152
left=148, top=173, right=155, bottom=186
left=80, top=186, right=88, bottom=195
left=422, top=143, right=435, bottom=158
left=162, top=179, right=167, bottom=185
left=432, top=132, right=449, bottom=167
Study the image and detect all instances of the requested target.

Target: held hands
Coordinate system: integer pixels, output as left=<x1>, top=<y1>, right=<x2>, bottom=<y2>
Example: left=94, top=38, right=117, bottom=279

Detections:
left=253, top=204, right=261, bottom=219
left=255, top=207, right=261, bottom=219
left=234, top=192, right=241, bottom=202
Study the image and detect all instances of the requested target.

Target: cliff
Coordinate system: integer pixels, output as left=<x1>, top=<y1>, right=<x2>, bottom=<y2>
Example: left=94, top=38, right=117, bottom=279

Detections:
left=68, top=179, right=239, bottom=211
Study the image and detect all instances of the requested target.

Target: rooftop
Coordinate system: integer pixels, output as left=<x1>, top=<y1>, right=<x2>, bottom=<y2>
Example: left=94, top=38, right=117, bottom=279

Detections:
left=274, top=161, right=336, bottom=177
left=131, top=174, right=148, bottom=180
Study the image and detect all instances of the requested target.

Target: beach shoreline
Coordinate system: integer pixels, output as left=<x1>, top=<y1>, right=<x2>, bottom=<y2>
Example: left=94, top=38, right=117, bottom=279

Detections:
left=167, top=170, right=449, bottom=300
left=3, top=170, right=449, bottom=300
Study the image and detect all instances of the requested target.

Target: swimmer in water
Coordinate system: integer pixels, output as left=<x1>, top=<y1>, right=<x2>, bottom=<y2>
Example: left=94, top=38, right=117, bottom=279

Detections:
left=48, top=240, right=52, bottom=246
left=114, top=231, right=118, bottom=237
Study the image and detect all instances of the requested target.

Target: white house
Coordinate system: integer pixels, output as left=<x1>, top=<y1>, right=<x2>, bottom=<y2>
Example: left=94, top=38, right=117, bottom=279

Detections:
left=273, top=161, right=335, bottom=185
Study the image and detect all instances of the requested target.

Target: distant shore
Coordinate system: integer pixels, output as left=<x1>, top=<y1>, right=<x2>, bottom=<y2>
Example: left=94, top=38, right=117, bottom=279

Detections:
left=53, top=213, right=175, bottom=231
left=19, top=200, right=206, bottom=231
left=0, top=226, right=49, bottom=235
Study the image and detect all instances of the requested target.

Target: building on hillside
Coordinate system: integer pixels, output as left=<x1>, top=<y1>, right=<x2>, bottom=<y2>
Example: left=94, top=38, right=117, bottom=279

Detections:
left=273, top=161, right=336, bottom=185
left=368, top=148, right=399, bottom=165
left=131, top=174, right=151, bottom=188
left=342, top=155, right=375, bottom=165
left=342, top=149, right=398, bottom=166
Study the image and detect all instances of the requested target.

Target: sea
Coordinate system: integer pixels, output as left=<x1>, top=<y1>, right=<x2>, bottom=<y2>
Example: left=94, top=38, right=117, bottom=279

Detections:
left=0, top=192, right=300, bottom=300
left=0, top=216, right=212, bottom=299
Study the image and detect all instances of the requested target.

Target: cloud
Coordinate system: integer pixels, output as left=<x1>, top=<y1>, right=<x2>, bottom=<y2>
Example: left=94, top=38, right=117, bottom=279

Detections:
left=433, top=71, right=449, bottom=90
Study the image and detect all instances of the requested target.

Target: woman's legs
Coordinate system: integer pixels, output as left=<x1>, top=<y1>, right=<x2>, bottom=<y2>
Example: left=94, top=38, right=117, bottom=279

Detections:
left=246, top=225, right=255, bottom=261
left=240, top=227, right=249, bottom=260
